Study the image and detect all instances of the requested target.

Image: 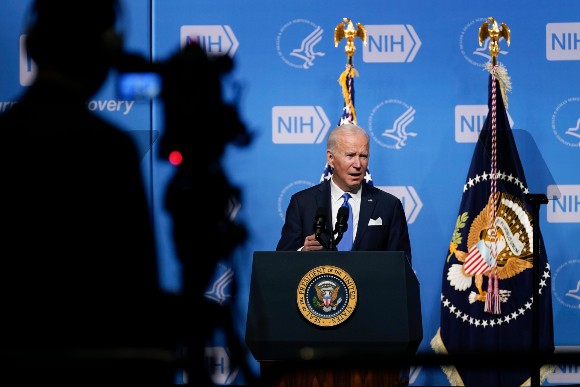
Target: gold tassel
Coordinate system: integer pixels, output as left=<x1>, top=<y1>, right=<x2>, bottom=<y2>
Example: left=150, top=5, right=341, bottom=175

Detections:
left=337, top=65, right=359, bottom=123
left=485, top=62, right=512, bottom=109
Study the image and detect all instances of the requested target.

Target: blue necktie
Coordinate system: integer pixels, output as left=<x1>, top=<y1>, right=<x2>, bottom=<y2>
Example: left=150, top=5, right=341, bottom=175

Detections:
left=339, top=193, right=353, bottom=251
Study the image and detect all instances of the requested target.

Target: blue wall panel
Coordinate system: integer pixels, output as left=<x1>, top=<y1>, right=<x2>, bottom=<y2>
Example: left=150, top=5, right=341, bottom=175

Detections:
left=1, top=1, right=578, bottom=385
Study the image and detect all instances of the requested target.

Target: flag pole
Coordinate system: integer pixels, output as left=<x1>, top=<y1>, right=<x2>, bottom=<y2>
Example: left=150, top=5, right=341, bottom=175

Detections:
left=319, top=18, right=369, bottom=189
left=334, top=18, right=367, bottom=125
left=478, top=18, right=511, bottom=316
left=480, top=18, right=544, bottom=386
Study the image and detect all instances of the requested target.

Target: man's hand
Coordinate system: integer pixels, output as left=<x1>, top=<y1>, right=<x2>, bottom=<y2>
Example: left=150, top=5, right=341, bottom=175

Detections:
left=302, top=233, right=323, bottom=251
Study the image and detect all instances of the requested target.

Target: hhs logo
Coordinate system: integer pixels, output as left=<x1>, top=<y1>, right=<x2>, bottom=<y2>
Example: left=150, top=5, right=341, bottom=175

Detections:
left=272, top=106, right=331, bottom=144
left=276, top=19, right=325, bottom=69
left=547, top=185, right=580, bottom=223
left=368, top=99, right=418, bottom=149
left=460, top=18, right=509, bottom=67
left=363, top=25, right=421, bottom=63
left=455, top=105, right=515, bottom=143
left=546, top=23, right=580, bottom=61
left=552, top=260, right=580, bottom=310
left=552, top=97, right=580, bottom=147
left=180, top=25, right=239, bottom=57
left=278, top=180, right=316, bottom=221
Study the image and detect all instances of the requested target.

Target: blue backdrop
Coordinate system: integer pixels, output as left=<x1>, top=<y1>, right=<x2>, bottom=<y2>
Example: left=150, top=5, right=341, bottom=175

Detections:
left=1, top=1, right=578, bottom=385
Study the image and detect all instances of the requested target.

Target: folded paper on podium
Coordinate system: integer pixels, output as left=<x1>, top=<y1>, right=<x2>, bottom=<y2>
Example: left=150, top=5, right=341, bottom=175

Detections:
left=246, top=251, right=422, bottom=361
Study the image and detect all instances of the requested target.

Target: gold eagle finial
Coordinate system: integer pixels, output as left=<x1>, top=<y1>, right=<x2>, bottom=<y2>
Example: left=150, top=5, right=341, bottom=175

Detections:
left=478, top=17, right=510, bottom=66
left=334, top=18, right=367, bottom=62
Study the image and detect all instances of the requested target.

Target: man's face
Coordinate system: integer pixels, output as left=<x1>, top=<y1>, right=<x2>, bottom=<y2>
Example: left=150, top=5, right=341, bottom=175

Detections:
left=327, top=131, right=369, bottom=193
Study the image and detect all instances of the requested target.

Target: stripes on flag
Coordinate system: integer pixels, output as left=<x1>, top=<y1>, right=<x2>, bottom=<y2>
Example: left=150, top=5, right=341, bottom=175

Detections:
left=463, top=240, right=496, bottom=275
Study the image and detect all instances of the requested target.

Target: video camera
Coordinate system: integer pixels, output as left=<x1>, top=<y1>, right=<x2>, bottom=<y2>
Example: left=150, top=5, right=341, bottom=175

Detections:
left=115, top=42, right=251, bottom=160
left=115, top=44, right=236, bottom=101
left=115, top=43, right=254, bottom=383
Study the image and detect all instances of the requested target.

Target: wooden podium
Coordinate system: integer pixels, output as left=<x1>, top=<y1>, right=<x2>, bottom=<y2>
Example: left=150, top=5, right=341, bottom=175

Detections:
left=259, top=361, right=405, bottom=387
left=245, top=251, right=422, bottom=387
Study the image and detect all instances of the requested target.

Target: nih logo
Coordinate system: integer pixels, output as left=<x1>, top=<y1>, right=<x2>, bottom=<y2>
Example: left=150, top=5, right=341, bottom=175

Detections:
left=546, top=23, right=580, bottom=61
left=547, top=185, right=580, bottom=223
left=204, top=346, right=239, bottom=385
left=546, top=346, right=580, bottom=385
left=363, top=25, right=421, bottom=63
left=272, top=106, right=331, bottom=144
left=376, top=186, right=422, bottom=224
left=180, top=25, right=239, bottom=57
left=455, top=105, right=514, bottom=143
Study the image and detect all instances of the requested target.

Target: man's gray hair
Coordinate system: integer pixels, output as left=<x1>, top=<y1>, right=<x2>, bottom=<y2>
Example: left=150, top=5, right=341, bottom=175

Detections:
left=327, top=123, right=369, bottom=154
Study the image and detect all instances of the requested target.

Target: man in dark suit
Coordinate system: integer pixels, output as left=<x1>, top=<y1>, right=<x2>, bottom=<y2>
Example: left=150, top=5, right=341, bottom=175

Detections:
left=276, top=123, right=413, bottom=386
left=276, top=123, right=412, bottom=263
left=0, top=0, right=177, bottom=383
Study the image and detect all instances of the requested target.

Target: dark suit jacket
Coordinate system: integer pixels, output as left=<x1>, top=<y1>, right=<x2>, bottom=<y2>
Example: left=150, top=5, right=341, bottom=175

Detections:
left=276, top=180, right=412, bottom=262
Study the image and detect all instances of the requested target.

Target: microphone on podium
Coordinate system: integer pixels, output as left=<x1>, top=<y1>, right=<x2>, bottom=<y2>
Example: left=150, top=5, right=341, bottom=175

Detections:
left=313, top=207, right=329, bottom=249
left=333, top=206, right=349, bottom=248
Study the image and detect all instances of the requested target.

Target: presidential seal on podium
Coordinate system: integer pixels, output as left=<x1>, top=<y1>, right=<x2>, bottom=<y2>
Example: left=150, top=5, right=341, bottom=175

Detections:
left=296, top=265, right=358, bottom=327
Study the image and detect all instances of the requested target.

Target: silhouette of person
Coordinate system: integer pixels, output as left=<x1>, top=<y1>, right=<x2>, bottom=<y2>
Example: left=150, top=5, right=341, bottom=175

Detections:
left=0, top=0, right=177, bottom=383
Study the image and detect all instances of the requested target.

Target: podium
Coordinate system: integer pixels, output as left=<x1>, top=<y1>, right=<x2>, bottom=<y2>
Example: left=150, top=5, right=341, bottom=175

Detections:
left=245, top=251, right=422, bottom=387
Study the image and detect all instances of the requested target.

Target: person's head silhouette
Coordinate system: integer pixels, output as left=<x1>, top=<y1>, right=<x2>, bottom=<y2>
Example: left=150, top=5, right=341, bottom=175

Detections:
left=25, top=0, right=124, bottom=97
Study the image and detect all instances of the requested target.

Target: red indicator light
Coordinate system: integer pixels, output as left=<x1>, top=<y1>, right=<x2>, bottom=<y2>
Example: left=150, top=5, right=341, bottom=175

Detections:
left=168, top=150, right=183, bottom=166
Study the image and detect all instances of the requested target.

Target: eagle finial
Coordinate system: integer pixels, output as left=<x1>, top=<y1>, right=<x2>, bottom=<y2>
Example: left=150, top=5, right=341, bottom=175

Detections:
left=478, top=17, right=510, bottom=66
left=334, top=18, right=367, bottom=63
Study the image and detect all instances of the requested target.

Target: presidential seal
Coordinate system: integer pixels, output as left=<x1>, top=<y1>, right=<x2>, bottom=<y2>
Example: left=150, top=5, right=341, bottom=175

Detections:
left=296, top=265, right=357, bottom=327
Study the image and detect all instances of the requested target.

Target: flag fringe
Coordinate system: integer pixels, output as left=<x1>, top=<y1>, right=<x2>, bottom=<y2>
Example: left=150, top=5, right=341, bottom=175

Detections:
left=485, top=62, right=512, bottom=109
left=521, top=364, right=558, bottom=386
left=432, top=328, right=557, bottom=386
left=430, top=328, right=465, bottom=386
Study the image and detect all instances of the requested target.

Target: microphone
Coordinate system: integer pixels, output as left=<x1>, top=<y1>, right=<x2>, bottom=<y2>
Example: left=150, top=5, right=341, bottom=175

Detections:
left=313, top=207, right=329, bottom=249
left=334, top=206, right=349, bottom=244
left=313, top=207, right=327, bottom=237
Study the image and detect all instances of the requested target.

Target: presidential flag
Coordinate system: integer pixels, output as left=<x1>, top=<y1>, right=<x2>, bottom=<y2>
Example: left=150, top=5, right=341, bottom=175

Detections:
left=430, top=65, right=555, bottom=386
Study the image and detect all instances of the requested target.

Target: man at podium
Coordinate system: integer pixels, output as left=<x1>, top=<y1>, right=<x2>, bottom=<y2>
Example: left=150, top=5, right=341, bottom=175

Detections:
left=269, top=123, right=416, bottom=386
left=276, top=123, right=412, bottom=263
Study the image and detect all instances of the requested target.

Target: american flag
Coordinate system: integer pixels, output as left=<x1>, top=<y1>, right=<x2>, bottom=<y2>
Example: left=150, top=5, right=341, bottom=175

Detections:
left=338, top=65, right=356, bottom=125
left=320, top=64, right=372, bottom=185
